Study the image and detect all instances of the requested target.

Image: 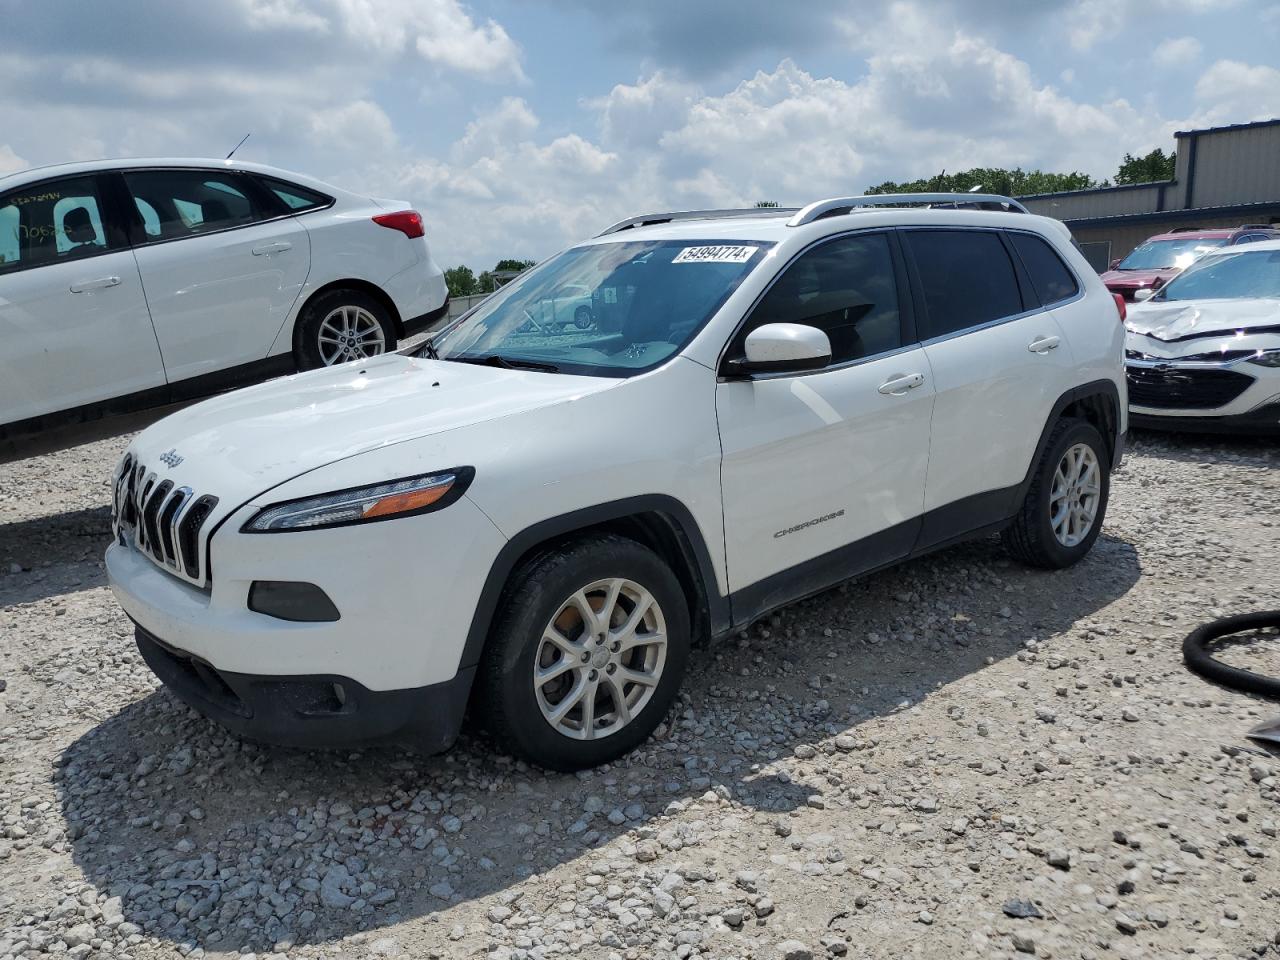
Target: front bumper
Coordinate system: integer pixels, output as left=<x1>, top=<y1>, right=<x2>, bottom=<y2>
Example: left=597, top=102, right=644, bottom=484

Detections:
left=1131, top=401, right=1280, bottom=435
left=136, top=625, right=472, bottom=749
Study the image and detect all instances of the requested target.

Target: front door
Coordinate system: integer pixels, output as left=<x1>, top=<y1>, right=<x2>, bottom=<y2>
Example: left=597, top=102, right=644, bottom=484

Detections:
left=122, top=168, right=308, bottom=383
left=716, top=231, right=934, bottom=617
left=0, top=173, right=164, bottom=427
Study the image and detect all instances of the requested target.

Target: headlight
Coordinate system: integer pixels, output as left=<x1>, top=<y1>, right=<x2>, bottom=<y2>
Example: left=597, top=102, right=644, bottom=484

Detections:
left=1246, top=349, right=1280, bottom=368
left=243, top=468, right=474, bottom=532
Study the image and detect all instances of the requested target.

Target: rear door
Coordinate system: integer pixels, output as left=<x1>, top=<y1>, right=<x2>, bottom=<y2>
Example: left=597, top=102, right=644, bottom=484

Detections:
left=123, top=168, right=309, bottom=383
left=902, top=228, right=1078, bottom=542
left=717, top=231, right=934, bottom=610
left=0, top=173, right=164, bottom=427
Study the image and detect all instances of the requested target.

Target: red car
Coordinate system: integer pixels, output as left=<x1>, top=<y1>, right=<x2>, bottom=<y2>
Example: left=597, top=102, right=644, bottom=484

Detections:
left=1102, top=225, right=1280, bottom=300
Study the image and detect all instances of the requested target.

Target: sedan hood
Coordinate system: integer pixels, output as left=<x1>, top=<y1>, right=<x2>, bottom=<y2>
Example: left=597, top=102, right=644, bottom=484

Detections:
left=1126, top=298, right=1280, bottom=343
left=1102, top=268, right=1173, bottom=289
left=127, top=354, right=616, bottom=501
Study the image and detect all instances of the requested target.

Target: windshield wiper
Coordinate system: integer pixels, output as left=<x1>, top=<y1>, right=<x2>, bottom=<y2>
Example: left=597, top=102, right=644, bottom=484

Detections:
left=419, top=337, right=440, bottom=360
left=454, top=353, right=560, bottom=373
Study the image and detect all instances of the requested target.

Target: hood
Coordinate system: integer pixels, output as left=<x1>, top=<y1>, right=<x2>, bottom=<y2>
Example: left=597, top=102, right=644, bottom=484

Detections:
left=126, top=354, right=616, bottom=502
left=1102, top=268, right=1174, bottom=288
left=1126, top=297, right=1280, bottom=343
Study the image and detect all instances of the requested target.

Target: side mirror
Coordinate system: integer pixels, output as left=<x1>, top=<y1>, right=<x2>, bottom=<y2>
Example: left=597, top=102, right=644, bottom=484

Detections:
left=727, top=323, right=832, bottom=376
left=1133, top=288, right=1155, bottom=302
left=1109, top=259, right=1121, bottom=271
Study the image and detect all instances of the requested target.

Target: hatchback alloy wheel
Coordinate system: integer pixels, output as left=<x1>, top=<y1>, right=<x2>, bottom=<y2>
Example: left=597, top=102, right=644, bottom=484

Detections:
left=317, top=305, right=388, bottom=365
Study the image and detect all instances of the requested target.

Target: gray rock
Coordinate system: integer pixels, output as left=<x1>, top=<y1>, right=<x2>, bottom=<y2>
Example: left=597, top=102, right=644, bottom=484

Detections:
left=776, top=939, right=814, bottom=960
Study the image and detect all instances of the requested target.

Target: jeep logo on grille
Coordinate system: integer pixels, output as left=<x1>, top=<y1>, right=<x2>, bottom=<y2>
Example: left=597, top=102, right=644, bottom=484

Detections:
left=159, top=449, right=184, bottom=468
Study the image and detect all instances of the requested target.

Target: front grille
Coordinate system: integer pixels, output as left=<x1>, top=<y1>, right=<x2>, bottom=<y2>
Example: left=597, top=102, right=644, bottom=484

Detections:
left=1126, top=365, right=1255, bottom=410
left=112, top=454, right=219, bottom=586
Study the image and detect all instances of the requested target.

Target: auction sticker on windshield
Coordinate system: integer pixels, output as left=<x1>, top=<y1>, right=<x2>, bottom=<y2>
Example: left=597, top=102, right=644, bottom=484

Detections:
left=672, top=245, right=757, bottom=264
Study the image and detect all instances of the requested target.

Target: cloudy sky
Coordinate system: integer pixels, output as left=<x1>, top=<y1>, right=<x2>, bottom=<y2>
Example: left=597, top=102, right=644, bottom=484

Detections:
left=2, top=0, right=1278, bottom=268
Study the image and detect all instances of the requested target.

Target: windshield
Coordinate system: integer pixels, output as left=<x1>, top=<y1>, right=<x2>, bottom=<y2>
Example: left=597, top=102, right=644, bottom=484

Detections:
left=1155, top=248, right=1280, bottom=301
left=1117, top=237, right=1227, bottom=271
left=430, top=239, right=772, bottom=376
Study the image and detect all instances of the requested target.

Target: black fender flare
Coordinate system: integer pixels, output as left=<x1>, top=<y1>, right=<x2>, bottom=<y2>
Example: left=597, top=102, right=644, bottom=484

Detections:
left=1016, top=378, right=1123, bottom=503
left=458, top=495, right=729, bottom=672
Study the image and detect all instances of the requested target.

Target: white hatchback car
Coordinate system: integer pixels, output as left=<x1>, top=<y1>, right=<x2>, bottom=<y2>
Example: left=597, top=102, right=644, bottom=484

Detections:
left=1126, top=239, right=1280, bottom=434
left=106, top=194, right=1127, bottom=771
left=0, top=158, right=448, bottom=455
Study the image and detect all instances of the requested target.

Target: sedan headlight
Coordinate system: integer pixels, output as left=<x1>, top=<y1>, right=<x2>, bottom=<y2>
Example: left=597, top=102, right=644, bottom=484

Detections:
left=1246, top=349, right=1280, bottom=368
left=243, top=468, right=474, bottom=532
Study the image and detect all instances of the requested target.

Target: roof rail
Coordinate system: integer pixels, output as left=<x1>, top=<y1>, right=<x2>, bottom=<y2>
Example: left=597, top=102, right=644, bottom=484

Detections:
left=1241, top=223, right=1277, bottom=230
left=787, top=193, right=1030, bottom=227
left=596, top=206, right=798, bottom=238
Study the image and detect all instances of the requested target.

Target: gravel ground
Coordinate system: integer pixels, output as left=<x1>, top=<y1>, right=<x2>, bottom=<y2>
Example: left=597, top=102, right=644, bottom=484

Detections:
left=1, top=428, right=1278, bottom=960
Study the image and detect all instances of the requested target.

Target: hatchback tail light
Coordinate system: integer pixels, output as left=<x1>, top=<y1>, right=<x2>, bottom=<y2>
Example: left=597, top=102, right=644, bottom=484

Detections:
left=1112, top=292, right=1127, bottom=323
left=372, top=210, right=425, bottom=239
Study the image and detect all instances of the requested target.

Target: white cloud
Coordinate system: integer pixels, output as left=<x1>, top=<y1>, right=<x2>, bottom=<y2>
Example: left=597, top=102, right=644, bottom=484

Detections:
left=1152, top=35, right=1203, bottom=66
left=1191, top=59, right=1280, bottom=123
left=306, top=100, right=397, bottom=153
left=0, top=144, right=25, bottom=176
left=1066, top=0, right=1243, bottom=50
left=235, top=0, right=525, bottom=80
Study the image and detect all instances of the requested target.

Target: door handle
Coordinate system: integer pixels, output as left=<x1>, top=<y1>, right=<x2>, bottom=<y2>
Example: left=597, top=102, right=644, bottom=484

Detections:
left=1028, top=335, right=1061, bottom=354
left=251, top=241, right=292, bottom=256
left=69, top=276, right=121, bottom=293
left=877, top=372, right=925, bottom=395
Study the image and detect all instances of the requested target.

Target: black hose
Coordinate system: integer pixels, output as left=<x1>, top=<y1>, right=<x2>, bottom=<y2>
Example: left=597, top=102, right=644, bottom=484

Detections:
left=1183, top=611, right=1280, bottom=701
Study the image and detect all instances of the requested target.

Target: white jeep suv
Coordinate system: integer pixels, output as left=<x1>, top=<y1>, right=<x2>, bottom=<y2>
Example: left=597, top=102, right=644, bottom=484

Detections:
left=0, top=158, right=448, bottom=457
left=106, top=194, right=1126, bottom=771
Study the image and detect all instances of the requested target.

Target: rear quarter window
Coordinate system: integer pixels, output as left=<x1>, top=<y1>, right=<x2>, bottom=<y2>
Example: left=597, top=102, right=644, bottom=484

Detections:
left=1009, top=231, right=1079, bottom=305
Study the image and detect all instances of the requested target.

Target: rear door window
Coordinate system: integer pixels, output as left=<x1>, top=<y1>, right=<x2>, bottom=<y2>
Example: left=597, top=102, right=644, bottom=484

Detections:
left=1009, top=231, right=1079, bottom=305
left=0, top=176, right=116, bottom=275
left=122, top=169, right=271, bottom=242
left=905, top=230, right=1024, bottom=339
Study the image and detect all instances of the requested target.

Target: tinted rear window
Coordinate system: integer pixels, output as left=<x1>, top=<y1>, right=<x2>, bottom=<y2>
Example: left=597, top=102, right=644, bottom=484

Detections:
left=1009, top=231, right=1079, bottom=305
left=905, top=230, right=1023, bottom=339
left=259, top=176, right=331, bottom=212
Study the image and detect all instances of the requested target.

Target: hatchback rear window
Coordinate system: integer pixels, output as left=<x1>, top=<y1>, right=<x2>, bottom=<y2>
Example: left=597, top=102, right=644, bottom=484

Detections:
left=258, top=177, right=331, bottom=212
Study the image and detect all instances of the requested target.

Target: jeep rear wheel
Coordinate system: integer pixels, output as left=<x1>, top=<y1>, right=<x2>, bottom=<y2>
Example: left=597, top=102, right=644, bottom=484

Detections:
left=1002, top=418, right=1110, bottom=569
left=478, top=535, right=690, bottom=770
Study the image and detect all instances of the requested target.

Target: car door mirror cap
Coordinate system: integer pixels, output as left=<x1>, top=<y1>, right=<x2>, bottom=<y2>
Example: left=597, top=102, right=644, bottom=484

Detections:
left=1133, top=287, right=1155, bottom=302
left=728, top=323, right=833, bottom=376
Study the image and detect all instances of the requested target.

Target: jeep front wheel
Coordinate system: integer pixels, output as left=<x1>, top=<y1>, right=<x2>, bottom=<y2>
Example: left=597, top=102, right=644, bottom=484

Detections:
left=478, top=535, right=690, bottom=771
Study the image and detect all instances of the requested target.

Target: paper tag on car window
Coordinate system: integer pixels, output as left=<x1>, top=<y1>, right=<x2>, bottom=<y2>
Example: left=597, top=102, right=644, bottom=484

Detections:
left=672, top=245, right=756, bottom=264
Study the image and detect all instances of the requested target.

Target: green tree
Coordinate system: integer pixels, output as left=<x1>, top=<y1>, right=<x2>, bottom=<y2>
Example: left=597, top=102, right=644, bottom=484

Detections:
left=493, top=258, right=536, bottom=272
left=476, top=270, right=497, bottom=294
left=866, top=167, right=1100, bottom=197
left=443, top=265, right=476, bottom=298
left=754, top=200, right=779, bottom=207
left=1114, top=148, right=1176, bottom=185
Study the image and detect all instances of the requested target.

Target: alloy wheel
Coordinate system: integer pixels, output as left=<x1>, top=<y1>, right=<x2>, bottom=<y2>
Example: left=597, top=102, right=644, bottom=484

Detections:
left=1049, top=442, right=1101, bottom=547
left=317, top=305, right=387, bottom=365
left=533, top=578, right=667, bottom=741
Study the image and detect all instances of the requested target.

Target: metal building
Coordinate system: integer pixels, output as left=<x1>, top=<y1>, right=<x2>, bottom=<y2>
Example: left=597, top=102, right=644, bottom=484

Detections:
left=1018, top=118, right=1280, bottom=272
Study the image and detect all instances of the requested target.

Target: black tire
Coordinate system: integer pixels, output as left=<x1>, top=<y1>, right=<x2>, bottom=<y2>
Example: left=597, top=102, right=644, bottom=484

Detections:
left=294, top=288, right=397, bottom=371
left=478, top=534, right=691, bottom=771
left=1001, top=418, right=1111, bottom=569
left=573, top=306, right=593, bottom=329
